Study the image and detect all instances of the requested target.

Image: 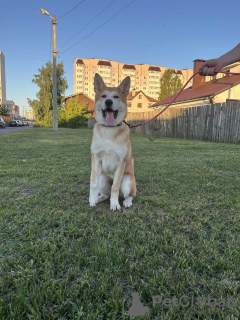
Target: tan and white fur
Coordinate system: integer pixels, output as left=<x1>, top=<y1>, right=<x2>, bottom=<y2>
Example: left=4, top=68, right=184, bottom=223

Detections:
left=89, top=74, right=136, bottom=211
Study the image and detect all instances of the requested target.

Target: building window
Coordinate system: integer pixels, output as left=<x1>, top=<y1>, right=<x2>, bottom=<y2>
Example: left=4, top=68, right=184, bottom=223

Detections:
left=138, top=103, right=142, bottom=108
left=143, top=87, right=146, bottom=89
left=85, top=71, right=88, bottom=74
left=112, top=79, right=115, bottom=82
left=85, top=77, right=88, bottom=80
left=127, top=103, right=131, bottom=108
left=144, top=76, right=147, bottom=79
left=143, top=82, right=146, bottom=84
left=139, top=95, right=142, bottom=99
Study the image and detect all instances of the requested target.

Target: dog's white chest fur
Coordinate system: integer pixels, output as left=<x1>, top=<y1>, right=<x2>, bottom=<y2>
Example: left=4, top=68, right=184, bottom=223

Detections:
left=91, top=130, right=127, bottom=175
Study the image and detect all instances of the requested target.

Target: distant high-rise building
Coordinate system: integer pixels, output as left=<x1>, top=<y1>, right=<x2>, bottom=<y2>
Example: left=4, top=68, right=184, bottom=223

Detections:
left=0, top=50, right=6, bottom=104
left=73, top=58, right=193, bottom=101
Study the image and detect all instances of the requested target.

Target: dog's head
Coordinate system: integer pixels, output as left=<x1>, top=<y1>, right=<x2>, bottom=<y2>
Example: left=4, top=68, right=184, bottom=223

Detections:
left=94, top=73, right=130, bottom=127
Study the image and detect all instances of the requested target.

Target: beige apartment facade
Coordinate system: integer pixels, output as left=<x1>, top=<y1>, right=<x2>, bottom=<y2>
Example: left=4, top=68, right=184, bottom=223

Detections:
left=0, top=50, right=6, bottom=104
left=73, top=58, right=193, bottom=101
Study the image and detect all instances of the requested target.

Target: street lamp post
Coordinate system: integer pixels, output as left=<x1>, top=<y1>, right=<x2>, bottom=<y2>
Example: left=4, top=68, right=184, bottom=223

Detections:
left=39, top=8, right=58, bottom=132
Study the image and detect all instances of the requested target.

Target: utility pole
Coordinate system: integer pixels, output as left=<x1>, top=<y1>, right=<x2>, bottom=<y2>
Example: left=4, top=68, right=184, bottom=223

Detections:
left=39, top=9, right=58, bottom=132
left=52, top=16, right=58, bottom=132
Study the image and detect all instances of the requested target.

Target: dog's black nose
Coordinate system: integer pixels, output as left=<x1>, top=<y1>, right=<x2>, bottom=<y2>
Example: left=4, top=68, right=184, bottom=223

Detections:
left=105, top=99, right=113, bottom=107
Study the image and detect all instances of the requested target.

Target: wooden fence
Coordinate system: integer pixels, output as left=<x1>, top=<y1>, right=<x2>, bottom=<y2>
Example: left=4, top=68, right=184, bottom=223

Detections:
left=0, top=115, right=13, bottom=123
left=88, top=102, right=240, bottom=143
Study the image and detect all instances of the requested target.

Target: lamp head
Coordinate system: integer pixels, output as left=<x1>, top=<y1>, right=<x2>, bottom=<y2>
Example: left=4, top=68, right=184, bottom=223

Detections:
left=39, top=8, right=50, bottom=16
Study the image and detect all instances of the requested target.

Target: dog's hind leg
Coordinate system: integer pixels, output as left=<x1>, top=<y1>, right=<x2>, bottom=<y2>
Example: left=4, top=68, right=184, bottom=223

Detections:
left=98, top=174, right=111, bottom=203
left=120, top=175, right=136, bottom=208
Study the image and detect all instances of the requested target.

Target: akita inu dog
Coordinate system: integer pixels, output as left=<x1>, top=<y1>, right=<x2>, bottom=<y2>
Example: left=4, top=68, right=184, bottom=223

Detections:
left=89, top=74, right=136, bottom=211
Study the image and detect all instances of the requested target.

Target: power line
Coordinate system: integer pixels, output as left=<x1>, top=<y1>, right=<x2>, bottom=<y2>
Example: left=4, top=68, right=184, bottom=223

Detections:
left=59, top=0, right=119, bottom=49
left=61, top=0, right=135, bottom=55
left=58, top=0, right=85, bottom=20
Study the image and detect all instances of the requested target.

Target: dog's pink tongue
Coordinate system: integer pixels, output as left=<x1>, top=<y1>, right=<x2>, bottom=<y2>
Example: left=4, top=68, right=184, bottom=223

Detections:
left=105, top=110, right=115, bottom=125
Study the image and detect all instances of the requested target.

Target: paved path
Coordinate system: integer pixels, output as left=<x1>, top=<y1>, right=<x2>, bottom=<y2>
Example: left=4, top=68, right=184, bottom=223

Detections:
left=0, top=124, right=33, bottom=134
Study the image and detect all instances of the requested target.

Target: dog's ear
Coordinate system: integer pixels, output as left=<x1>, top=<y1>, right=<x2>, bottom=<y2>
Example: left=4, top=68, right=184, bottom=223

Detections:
left=94, top=73, right=105, bottom=93
left=119, top=76, right=130, bottom=96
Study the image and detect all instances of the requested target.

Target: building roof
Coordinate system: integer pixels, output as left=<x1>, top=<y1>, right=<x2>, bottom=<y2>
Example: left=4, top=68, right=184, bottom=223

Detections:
left=64, top=92, right=94, bottom=102
left=76, top=59, right=84, bottom=65
left=123, top=64, right=136, bottom=70
left=127, top=90, right=157, bottom=102
left=98, top=60, right=112, bottom=67
left=151, top=74, right=240, bottom=108
left=149, top=66, right=161, bottom=72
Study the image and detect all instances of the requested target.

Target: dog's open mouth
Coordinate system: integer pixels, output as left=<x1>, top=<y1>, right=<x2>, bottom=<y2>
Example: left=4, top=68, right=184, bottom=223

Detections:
left=102, top=108, right=118, bottom=125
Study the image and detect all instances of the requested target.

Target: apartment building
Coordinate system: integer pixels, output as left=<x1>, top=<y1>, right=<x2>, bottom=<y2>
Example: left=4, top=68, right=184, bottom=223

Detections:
left=25, top=109, right=35, bottom=120
left=73, top=58, right=193, bottom=101
left=0, top=50, right=6, bottom=104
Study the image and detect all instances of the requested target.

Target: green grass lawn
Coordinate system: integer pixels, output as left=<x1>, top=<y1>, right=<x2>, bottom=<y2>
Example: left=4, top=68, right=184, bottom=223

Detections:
left=0, top=128, right=239, bottom=320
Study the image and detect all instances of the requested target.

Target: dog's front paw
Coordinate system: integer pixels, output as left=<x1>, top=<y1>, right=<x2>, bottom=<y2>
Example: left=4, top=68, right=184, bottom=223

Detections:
left=110, top=199, right=121, bottom=211
left=123, top=197, right=133, bottom=208
left=89, top=200, right=97, bottom=207
left=89, top=196, right=98, bottom=207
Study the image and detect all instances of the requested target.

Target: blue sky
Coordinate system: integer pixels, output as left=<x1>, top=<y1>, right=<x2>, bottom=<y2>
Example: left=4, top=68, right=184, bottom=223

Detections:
left=1, top=0, right=240, bottom=114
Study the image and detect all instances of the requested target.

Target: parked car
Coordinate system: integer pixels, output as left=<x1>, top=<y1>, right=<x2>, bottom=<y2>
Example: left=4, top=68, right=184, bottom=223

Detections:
left=9, top=120, right=19, bottom=127
left=16, top=120, right=23, bottom=126
left=0, top=117, right=6, bottom=129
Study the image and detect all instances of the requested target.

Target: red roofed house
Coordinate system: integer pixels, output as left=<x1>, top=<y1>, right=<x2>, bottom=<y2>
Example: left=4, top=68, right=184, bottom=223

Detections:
left=127, top=90, right=157, bottom=113
left=64, top=92, right=95, bottom=116
left=150, top=59, right=240, bottom=110
left=64, top=90, right=157, bottom=116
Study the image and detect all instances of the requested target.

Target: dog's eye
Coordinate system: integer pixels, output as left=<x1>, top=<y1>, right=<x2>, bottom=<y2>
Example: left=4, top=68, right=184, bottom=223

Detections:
left=114, top=95, right=119, bottom=98
left=102, top=95, right=106, bottom=98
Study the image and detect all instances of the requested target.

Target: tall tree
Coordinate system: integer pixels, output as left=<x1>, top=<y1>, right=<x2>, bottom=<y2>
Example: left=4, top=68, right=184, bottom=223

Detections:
left=158, top=69, right=182, bottom=101
left=0, top=104, right=10, bottom=116
left=27, top=61, right=68, bottom=124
